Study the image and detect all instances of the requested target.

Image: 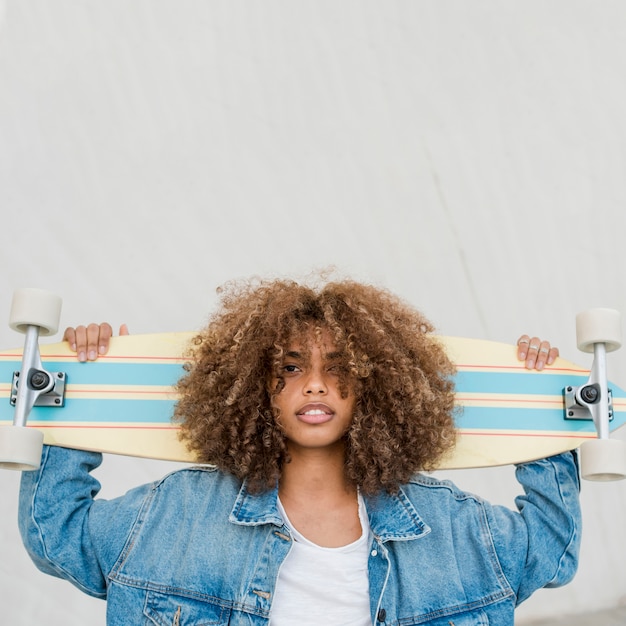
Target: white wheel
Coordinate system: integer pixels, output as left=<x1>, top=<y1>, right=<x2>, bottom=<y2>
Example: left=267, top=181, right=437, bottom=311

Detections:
left=9, top=288, right=62, bottom=337
left=576, top=308, right=622, bottom=353
left=0, top=426, right=44, bottom=471
left=580, top=439, right=626, bottom=481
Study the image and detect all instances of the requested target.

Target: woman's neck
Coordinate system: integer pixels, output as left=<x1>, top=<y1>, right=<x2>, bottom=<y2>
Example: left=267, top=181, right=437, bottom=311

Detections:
left=279, top=441, right=352, bottom=499
left=278, top=443, right=361, bottom=547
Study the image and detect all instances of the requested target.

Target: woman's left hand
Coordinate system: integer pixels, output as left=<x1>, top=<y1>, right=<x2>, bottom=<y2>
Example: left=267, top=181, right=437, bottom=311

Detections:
left=516, top=336, right=559, bottom=371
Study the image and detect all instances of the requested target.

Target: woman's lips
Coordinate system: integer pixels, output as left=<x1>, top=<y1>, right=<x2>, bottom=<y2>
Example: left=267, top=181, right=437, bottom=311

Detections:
left=296, top=403, right=334, bottom=424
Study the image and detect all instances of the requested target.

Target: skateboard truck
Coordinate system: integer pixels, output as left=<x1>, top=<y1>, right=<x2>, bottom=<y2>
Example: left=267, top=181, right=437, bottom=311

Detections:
left=10, top=367, right=66, bottom=409
left=570, top=308, right=626, bottom=481
left=0, top=288, right=62, bottom=471
left=564, top=384, right=614, bottom=422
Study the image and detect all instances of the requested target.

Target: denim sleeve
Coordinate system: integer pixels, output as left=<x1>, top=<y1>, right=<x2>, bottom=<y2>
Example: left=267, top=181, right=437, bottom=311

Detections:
left=486, top=452, right=581, bottom=605
left=18, top=445, right=150, bottom=599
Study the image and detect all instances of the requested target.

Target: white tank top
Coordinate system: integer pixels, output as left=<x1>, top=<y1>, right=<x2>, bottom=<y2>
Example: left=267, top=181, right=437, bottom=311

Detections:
left=270, top=493, right=373, bottom=626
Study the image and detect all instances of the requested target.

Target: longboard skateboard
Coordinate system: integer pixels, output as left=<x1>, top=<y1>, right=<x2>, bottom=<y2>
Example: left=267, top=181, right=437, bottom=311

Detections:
left=0, top=290, right=625, bottom=480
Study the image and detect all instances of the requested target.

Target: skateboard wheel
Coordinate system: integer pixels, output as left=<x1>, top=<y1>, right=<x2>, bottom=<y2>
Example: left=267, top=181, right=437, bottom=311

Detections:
left=9, top=288, right=62, bottom=337
left=580, top=439, right=626, bottom=481
left=576, top=308, right=622, bottom=353
left=0, top=426, right=44, bottom=471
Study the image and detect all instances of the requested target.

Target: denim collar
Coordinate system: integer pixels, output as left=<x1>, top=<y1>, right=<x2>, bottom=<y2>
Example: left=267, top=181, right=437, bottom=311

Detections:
left=364, top=487, right=430, bottom=542
left=229, top=481, right=284, bottom=527
left=229, top=481, right=430, bottom=542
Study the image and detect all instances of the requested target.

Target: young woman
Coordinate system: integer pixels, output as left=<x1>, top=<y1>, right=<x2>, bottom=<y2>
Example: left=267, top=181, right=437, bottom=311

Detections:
left=19, top=277, right=577, bottom=626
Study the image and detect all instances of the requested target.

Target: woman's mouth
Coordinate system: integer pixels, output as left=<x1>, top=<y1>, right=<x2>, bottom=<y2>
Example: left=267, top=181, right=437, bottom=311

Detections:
left=296, top=403, right=334, bottom=424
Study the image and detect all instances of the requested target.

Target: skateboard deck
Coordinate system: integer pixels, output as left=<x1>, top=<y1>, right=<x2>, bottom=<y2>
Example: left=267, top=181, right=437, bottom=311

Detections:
left=0, top=332, right=624, bottom=469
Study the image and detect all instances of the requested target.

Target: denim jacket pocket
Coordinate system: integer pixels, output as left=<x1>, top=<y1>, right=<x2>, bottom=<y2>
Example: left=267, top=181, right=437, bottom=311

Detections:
left=144, top=590, right=232, bottom=626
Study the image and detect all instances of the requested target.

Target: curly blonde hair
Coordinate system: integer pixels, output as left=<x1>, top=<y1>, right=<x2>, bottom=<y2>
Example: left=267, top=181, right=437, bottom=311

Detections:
left=174, top=277, right=457, bottom=494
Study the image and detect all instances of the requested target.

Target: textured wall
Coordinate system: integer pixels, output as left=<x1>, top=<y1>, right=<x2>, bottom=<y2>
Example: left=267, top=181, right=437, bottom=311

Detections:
left=1, top=2, right=625, bottom=622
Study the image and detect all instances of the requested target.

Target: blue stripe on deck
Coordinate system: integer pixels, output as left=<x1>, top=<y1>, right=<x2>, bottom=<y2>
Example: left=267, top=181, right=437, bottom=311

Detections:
left=455, top=371, right=587, bottom=395
left=18, top=397, right=626, bottom=432
left=3, top=361, right=625, bottom=432
left=455, top=371, right=626, bottom=399
left=27, top=401, right=601, bottom=433
left=0, top=361, right=185, bottom=387
left=456, top=406, right=598, bottom=433
left=4, top=361, right=623, bottom=400
left=28, top=399, right=177, bottom=424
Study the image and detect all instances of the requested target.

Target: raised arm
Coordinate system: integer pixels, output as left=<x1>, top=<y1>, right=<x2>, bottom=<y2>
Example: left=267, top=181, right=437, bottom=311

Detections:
left=19, top=445, right=150, bottom=597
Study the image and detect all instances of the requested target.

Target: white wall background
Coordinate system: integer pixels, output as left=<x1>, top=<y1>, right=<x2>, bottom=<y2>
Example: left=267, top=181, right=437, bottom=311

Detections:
left=1, top=1, right=626, bottom=623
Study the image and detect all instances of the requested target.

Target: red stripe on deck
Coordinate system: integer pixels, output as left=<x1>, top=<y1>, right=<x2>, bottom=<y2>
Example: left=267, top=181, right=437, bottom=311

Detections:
left=35, top=424, right=179, bottom=430
left=67, top=389, right=174, bottom=396
left=456, top=395, right=563, bottom=405
left=2, top=353, right=187, bottom=363
left=455, top=363, right=588, bottom=374
left=458, top=430, right=593, bottom=439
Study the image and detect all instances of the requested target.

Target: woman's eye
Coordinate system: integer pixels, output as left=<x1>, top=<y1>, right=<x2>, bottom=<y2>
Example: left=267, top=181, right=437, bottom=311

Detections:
left=283, top=364, right=300, bottom=373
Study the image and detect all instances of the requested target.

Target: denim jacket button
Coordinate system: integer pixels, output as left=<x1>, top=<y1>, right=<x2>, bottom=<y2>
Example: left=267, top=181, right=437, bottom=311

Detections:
left=377, top=608, right=386, bottom=622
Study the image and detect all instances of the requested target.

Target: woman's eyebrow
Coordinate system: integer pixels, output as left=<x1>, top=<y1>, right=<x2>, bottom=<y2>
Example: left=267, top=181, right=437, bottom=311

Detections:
left=283, top=349, right=343, bottom=360
left=324, top=351, right=344, bottom=361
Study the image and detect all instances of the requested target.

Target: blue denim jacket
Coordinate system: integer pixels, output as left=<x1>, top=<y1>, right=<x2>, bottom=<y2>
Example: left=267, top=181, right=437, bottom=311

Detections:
left=19, top=446, right=580, bottom=625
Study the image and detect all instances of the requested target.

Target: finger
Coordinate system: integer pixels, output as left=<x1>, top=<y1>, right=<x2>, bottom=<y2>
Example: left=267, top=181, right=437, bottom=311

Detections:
left=534, top=341, right=552, bottom=371
left=547, top=346, right=559, bottom=366
left=86, top=323, right=106, bottom=361
left=74, top=325, right=89, bottom=362
left=63, top=327, right=77, bottom=351
left=517, top=335, right=531, bottom=360
left=96, top=323, right=114, bottom=356
left=524, top=336, right=542, bottom=370
left=119, top=324, right=130, bottom=336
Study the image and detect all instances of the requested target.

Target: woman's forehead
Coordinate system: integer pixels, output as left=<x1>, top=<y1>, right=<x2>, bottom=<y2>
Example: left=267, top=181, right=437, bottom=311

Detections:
left=284, top=327, right=340, bottom=356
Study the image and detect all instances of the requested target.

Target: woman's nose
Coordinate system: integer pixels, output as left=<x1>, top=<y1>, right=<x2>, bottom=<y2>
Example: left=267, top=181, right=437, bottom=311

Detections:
left=304, top=370, right=328, bottom=394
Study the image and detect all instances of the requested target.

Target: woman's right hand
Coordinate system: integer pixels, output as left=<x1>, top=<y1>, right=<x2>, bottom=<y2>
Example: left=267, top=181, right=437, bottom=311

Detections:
left=63, top=323, right=129, bottom=362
